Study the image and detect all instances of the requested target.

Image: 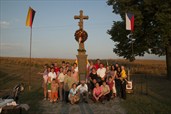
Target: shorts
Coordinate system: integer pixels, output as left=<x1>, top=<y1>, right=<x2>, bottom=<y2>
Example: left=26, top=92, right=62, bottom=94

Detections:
left=51, top=92, right=58, bottom=100
left=47, top=83, right=51, bottom=92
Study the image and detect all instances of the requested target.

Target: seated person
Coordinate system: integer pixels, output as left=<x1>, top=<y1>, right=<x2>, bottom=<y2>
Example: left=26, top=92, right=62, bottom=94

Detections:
left=76, top=80, right=88, bottom=103
left=101, top=81, right=110, bottom=101
left=92, top=82, right=104, bottom=103
left=68, top=83, right=79, bottom=104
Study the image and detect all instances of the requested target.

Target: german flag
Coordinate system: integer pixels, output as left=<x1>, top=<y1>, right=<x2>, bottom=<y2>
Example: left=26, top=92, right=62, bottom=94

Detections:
left=26, top=7, right=36, bottom=27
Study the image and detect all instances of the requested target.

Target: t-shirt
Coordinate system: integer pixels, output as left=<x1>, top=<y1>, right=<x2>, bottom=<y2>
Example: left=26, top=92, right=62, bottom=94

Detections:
left=97, top=67, right=106, bottom=78
left=93, top=86, right=102, bottom=96
left=89, top=73, right=98, bottom=80
left=58, top=73, right=66, bottom=82
left=101, top=85, right=110, bottom=93
left=76, top=84, right=88, bottom=93
left=48, top=72, right=57, bottom=81
left=68, top=88, right=77, bottom=98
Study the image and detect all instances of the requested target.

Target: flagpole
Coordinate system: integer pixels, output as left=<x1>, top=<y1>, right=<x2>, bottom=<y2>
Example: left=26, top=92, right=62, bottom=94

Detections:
left=131, top=31, right=134, bottom=59
left=29, top=26, right=32, bottom=91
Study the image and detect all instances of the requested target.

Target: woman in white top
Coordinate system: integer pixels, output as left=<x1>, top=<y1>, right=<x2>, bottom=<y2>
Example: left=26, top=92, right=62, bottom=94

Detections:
left=68, top=83, right=79, bottom=104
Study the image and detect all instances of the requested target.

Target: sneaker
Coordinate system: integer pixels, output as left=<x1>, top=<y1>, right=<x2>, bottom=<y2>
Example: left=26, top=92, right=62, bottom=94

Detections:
left=43, top=98, right=46, bottom=100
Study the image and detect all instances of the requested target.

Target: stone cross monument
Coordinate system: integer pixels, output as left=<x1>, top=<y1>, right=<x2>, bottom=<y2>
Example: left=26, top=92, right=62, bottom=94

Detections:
left=74, top=10, right=89, bottom=82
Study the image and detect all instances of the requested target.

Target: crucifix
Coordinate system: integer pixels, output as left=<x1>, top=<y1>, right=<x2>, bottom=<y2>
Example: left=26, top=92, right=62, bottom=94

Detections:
left=74, top=10, right=89, bottom=82
left=74, top=10, right=89, bottom=30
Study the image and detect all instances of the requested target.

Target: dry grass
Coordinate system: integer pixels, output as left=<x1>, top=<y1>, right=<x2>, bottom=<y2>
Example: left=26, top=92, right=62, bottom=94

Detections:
left=0, top=57, right=166, bottom=76
left=0, top=57, right=170, bottom=114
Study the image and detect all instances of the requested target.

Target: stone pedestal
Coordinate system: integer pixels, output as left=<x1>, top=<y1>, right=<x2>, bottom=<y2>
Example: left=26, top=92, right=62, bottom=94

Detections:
left=77, top=43, right=87, bottom=81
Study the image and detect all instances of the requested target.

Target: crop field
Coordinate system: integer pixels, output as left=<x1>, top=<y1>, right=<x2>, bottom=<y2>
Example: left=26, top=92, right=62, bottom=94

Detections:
left=0, top=57, right=170, bottom=114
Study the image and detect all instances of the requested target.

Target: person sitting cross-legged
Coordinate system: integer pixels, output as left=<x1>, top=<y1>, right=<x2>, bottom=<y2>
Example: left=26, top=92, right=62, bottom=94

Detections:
left=68, top=83, right=80, bottom=104
left=76, top=80, right=89, bottom=103
left=92, top=82, right=104, bottom=103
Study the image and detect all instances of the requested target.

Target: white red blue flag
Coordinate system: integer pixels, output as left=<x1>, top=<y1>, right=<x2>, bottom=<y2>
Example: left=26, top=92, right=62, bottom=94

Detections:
left=126, top=13, right=134, bottom=31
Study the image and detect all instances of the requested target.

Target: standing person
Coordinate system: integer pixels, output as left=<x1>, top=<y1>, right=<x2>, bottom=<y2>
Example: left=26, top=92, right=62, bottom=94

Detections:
left=66, top=62, right=72, bottom=71
left=97, top=63, right=106, bottom=82
left=120, top=66, right=127, bottom=100
left=76, top=80, right=89, bottom=103
left=71, top=63, right=79, bottom=84
left=110, top=65, right=117, bottom=97
left=110, top=65, right=115, bottom=78
left=88, top=61, right=95, bottom=75
left=48, top=68, right=57, bottom=101
left=115, top=65, right=122, bottom=98
left=64, top=70, right=75, bottom=103
left=54, top=62, right=60, bottom=76
left=101, top=81, right=110, bottom=101
left=38, top=64, right=48, bottom=100
left=94, top=59, right=100, bottom=70
left=62, top=61, right=66, bottom=69
left=92, top=82, right=104, bottom=103
left=105, top=65, right=111, bottom=82
left=68, top=83, right=80, bottom=104
left=58, top=68, right=66, bottom=102
left=51, top=79, right=59, bottom=103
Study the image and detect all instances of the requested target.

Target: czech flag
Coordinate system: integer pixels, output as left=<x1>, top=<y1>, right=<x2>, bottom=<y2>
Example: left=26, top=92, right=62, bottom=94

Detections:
left=125, top=13, right=134, bottom=31
left=26, top=7, right=36, bottom=27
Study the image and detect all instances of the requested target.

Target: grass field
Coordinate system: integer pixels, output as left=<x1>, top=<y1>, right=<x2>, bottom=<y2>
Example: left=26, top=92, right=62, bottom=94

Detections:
left=0, top=57, right=170, bottom=114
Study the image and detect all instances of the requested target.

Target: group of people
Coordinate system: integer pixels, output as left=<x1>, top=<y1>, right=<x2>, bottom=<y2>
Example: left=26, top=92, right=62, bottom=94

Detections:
left=39, top=59, right=127, bottom=104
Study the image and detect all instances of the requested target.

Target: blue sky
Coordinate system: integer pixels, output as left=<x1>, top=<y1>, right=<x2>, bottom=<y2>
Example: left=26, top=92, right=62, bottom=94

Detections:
left=0, top=0, right=165, bottom=60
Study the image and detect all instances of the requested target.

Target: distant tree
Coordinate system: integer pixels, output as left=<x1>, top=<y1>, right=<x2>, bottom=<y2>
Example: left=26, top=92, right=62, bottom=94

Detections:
left=107, top=0, right=171, bottom=79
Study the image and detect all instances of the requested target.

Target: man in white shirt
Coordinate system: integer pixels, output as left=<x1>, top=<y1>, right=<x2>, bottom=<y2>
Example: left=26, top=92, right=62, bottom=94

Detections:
left=97, top=63, right=106, bottom=81
left=76, top=80, right=89, bottom=103
left=58, top=69, right=66, bottom=101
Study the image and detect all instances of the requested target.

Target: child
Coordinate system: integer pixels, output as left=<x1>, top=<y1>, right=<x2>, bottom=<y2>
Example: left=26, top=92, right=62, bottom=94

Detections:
left=51, top=79, right=59, bottom=103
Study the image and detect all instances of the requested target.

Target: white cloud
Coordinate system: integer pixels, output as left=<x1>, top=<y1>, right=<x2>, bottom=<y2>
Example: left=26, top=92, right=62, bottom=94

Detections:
left=0, top=21, right=10, bottom=29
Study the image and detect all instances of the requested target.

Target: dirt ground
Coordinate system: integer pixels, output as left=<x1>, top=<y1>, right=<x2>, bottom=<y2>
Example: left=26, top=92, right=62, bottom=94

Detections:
left=36, top=97, right=126, bottom=114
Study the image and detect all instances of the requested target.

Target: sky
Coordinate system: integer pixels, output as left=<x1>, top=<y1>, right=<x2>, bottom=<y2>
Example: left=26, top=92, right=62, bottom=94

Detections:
left=0, top=0, right=165, bottom=60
